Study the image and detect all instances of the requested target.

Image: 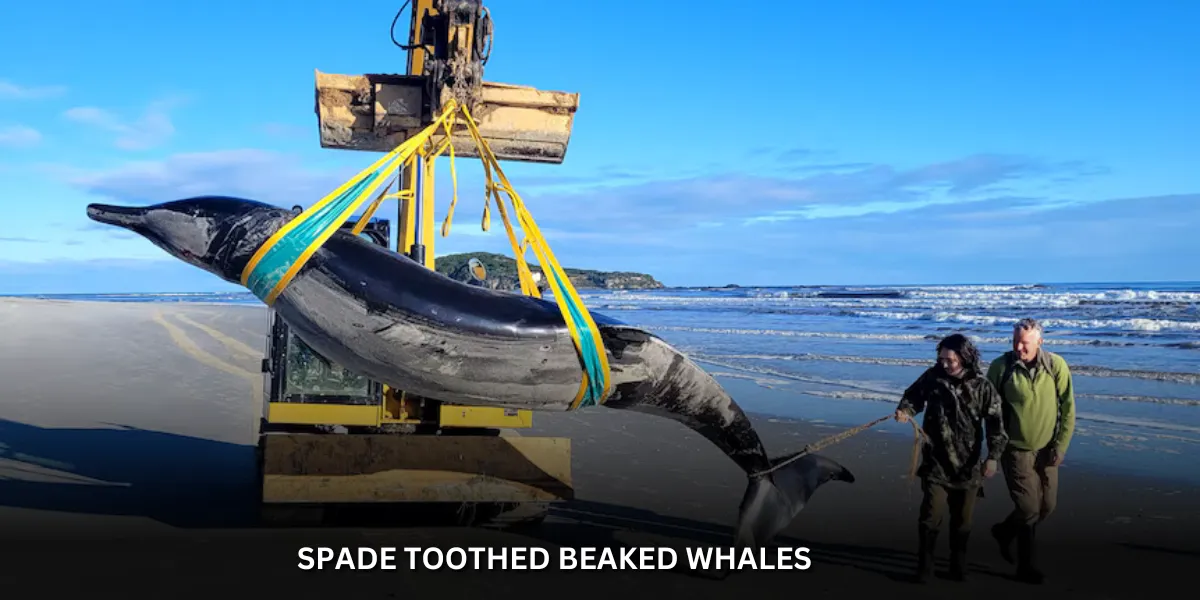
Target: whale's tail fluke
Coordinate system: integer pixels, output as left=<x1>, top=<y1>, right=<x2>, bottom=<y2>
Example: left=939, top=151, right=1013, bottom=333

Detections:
left=593, top=327, right=858, bottom=569
left=732, top=450, right=855, bottom=562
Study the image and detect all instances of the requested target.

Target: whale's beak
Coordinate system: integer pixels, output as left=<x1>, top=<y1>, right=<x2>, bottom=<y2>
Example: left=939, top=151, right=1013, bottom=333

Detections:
left=87, top=203, right=148, bottom=230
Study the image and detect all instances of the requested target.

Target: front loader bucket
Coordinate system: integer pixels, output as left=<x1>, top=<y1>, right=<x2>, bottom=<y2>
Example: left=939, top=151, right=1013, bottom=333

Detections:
left=314, top=70, right=579, bottom=164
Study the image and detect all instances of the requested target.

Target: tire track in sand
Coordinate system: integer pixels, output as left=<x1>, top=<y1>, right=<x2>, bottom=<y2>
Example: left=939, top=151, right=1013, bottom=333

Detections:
left=174, top=313, right=264, bottom=360
left=151, top=309, right=263, bottom=440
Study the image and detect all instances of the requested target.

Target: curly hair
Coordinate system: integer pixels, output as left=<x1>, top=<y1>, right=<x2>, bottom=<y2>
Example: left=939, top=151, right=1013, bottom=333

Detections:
left=936, top=333, right=983, bottom=376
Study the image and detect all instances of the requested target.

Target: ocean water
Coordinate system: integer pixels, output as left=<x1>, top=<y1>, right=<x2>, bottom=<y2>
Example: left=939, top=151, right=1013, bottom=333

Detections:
left=583, top=281, right=1200, bottom=483
left=17, top=281, right=1200, bottom=482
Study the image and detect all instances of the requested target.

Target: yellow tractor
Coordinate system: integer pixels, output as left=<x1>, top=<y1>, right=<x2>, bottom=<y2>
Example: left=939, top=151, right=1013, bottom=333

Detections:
left=255, top=0, right=581, bottom=528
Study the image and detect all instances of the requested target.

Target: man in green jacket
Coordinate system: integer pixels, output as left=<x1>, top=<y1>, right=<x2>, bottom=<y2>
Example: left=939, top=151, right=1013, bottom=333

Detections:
left=987, top=318, right=1076, bottom=585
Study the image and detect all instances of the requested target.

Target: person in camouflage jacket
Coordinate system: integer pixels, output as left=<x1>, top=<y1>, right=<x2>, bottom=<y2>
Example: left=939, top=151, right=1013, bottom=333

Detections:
left=895, top=333, right=1008, bottom=583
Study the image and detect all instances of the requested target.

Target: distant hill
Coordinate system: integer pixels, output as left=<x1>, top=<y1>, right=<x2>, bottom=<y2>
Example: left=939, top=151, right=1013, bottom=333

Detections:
left=435, top=252, right=664, bottom=292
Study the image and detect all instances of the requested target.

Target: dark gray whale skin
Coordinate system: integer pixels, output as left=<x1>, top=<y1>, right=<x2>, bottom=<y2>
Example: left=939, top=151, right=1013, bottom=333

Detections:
left=86, top=195, right=855, bottom=554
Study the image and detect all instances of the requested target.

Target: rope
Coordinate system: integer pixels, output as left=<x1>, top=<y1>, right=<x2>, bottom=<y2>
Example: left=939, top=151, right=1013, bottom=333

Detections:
left=750, top=414, right=929, bottom=480
left=905, top=418, right=928, bottom=480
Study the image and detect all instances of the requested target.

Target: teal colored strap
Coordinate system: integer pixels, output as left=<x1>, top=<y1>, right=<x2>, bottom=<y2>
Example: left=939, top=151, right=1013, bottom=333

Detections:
left=547, top=268, right=606, bottom=407
left=245, top=173, right=380, bottom=302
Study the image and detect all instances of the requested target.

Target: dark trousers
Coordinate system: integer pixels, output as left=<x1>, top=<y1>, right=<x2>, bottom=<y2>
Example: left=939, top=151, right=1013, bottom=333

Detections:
left=1000, top=446, right=1059, bottom=527
left=991, top=446, right=1057, bottom=581
left=919, top=479, right=980, bottom=535
left=915, top=478, right=979, bottom=580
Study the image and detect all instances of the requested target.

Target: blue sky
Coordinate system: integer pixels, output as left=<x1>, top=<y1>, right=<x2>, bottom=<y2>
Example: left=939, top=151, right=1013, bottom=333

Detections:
left=1, top=0, right=1198, bottom=293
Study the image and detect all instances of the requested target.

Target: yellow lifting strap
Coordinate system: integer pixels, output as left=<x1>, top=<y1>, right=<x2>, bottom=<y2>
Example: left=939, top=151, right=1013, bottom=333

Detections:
left=239, top=99, right=612, bottom=409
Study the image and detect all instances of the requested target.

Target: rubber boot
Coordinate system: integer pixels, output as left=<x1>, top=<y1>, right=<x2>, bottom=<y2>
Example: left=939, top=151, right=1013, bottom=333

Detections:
left=915, top=526, right=938, bottom=583
left=1015, top=524, right=1045, bottom=584
left=948, top=531, right=970, bottom=581
left=991, top=520, right=1015, bottom=564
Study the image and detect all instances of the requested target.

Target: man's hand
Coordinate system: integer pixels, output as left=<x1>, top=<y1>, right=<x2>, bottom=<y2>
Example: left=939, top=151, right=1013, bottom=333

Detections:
left=983, top=459, right=997, bottom=478
left=1047, top=447, right=1064, bottom=466
left=894, top=408, right=911, bottom=423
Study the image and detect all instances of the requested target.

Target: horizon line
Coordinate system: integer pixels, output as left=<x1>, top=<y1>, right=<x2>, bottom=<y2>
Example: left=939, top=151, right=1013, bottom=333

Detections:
left=4, top=279, right=1199, bottom=297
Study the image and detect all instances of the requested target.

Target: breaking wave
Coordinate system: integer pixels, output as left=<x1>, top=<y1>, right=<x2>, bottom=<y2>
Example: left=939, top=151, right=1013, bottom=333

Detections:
left=845, top=310, right=1200, bottom=333
left=642, top=325, right=1167, bottom=348
left=590, top=282, right=1200, bottom=341
left=693, top=350, right=1200, bottom=385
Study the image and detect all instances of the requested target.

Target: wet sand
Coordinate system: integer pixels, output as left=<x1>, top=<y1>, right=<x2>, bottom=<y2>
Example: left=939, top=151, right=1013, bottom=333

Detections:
left=0, top=297, right=1197, bottom=598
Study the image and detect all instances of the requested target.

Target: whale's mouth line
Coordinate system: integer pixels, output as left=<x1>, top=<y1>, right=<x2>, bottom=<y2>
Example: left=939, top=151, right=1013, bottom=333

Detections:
left=87, top=203, right=148, bottom=229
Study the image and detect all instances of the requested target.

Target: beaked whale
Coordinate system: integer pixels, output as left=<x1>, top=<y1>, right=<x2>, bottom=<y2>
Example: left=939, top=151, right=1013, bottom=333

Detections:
left=86, top=196, right=855, bottom=555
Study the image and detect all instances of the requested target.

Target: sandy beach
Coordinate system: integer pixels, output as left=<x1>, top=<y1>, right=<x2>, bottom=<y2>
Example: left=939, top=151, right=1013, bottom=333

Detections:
left=0, top=296, right=1197, bottom=598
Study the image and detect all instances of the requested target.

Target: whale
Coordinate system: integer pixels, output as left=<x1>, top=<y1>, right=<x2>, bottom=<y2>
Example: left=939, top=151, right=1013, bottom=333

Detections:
left=86, top=195, right=855, bottom=554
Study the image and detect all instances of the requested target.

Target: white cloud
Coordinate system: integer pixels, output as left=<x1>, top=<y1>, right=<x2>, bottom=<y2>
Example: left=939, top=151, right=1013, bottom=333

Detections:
left=511, top=154, right=1081, bottom=235
left=62, top=148, right=359, bottom=207
left=0, top=125, right=42, bottom=148
left=63, top=97, right=182, bottom=150
left=0, top=80, right=67, bottom=100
